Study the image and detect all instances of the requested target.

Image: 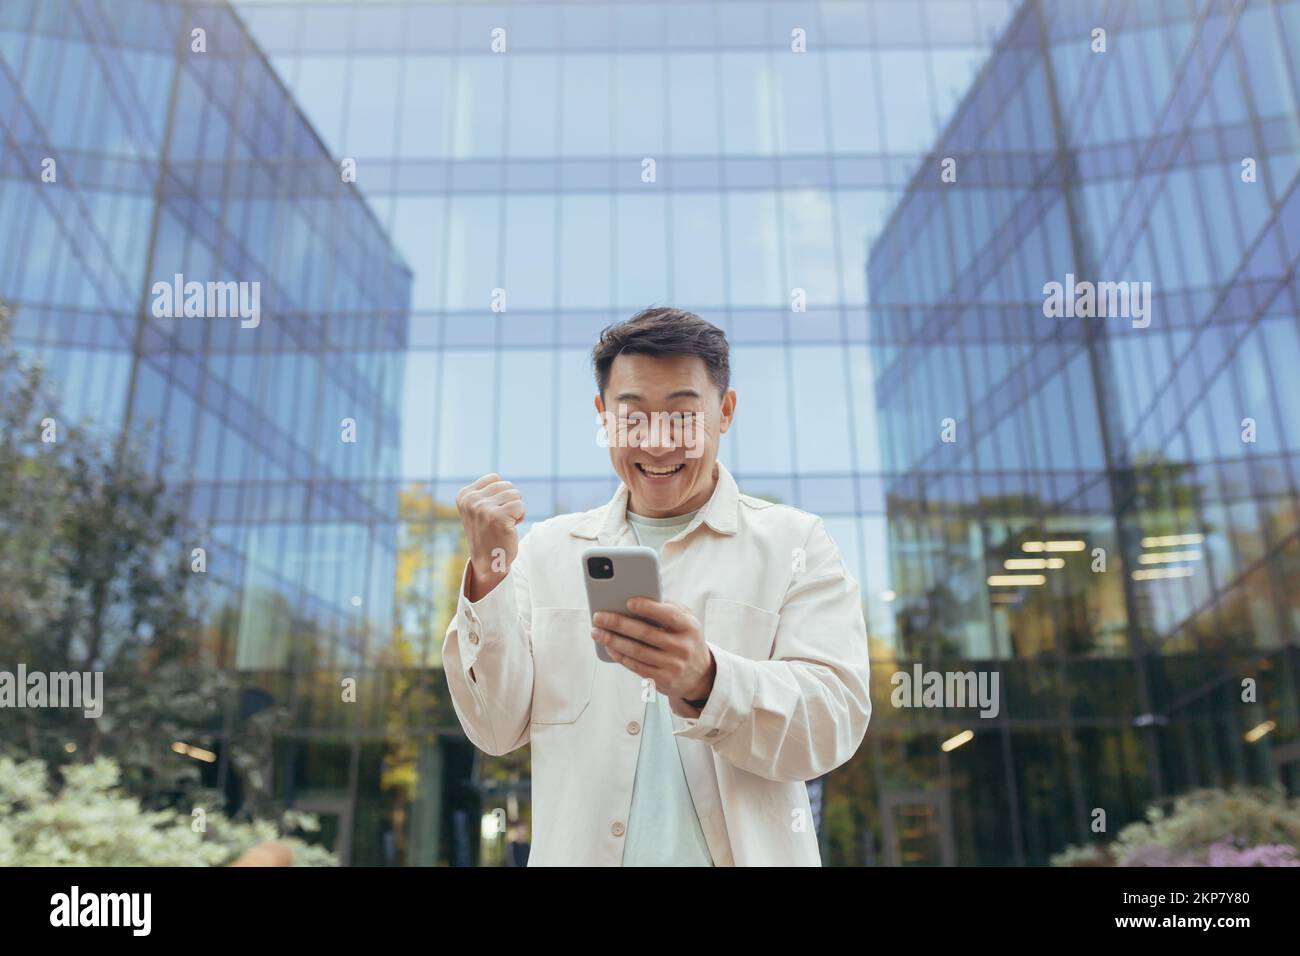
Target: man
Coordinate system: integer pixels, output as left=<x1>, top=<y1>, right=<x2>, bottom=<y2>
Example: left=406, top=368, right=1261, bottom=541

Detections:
left=443, top=308, right=871, bottom=866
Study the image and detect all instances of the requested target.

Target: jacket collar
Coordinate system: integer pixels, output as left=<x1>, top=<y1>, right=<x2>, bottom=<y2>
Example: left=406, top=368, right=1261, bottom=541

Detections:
left=570, top=460, right=740, bottom=544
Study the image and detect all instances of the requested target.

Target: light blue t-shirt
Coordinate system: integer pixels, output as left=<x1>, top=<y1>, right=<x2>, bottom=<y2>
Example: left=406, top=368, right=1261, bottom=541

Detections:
left=621, top=507, right=715, bottom=867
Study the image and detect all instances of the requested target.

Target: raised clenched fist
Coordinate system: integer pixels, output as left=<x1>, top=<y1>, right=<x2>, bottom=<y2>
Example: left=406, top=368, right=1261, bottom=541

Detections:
left=456, top=473, right=526, bottom=601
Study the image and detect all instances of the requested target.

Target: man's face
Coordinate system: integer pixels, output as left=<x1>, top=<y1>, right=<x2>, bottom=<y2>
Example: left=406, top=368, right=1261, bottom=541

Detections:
left=595, top=352, right=736, bottom=518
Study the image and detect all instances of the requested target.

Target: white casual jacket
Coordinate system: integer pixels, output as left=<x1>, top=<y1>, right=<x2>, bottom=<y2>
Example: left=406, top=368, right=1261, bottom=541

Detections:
left=442, top=462, right=872, bottom=865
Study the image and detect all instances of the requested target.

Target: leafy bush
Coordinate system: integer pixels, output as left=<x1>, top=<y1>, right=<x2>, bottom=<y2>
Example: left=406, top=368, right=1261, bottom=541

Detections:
left=1052, top=786, right=1300, bottom=866
left=0, top=755, right=336, bottom=866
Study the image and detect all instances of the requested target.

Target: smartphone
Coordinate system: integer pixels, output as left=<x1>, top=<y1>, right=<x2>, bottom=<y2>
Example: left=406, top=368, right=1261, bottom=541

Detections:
left=582, top=546, right=662, bottom=663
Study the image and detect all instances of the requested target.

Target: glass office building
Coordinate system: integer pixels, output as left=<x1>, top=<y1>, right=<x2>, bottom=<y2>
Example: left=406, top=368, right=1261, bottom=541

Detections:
left=18, top=0, right=1291, bottom=868
left=0, top=0, right=411, bottom=862
left=224, top=0, right=1021, bottom=864
left=868, top=0, right=1300, bottom=863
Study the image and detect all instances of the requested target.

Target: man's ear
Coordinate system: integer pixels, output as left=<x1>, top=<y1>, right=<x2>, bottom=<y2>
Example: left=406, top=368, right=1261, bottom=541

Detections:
left=594, top=392, right=606, bottom=415
left=718, top=388, right=737, bottom=433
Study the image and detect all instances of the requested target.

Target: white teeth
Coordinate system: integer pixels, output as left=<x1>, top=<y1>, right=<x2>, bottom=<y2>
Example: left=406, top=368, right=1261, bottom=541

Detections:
left=639, top=463, right=683, bottom=476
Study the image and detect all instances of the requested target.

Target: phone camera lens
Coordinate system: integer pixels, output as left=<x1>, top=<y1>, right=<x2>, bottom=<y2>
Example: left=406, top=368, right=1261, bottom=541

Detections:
left=587, top=557, right=614, bottom=579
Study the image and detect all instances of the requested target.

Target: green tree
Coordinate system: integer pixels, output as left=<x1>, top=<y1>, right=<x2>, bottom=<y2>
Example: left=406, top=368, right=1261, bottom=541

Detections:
left=0, top=304, right=329, bottom=860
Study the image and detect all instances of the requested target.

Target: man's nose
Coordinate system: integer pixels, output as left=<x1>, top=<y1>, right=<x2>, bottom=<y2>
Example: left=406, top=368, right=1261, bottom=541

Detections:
left=634, top=418, right=665, bottom=452
left=637, top=414, right=679, bottom=451
left=640, top=433, right=675, bottom=452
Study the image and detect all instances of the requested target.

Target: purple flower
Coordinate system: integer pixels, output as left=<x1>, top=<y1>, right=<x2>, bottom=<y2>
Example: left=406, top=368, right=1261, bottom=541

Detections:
left=1205, top=843, right=1300, bottom=867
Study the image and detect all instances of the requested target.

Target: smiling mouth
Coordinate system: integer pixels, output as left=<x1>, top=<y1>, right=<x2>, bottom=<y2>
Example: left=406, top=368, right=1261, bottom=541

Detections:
left=636, top=462, right=685, bottom=479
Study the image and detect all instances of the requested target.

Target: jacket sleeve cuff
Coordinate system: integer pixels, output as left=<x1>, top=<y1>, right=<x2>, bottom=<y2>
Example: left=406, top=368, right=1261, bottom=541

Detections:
left=671, top=643, right=756, bottom=741
left=455, top=560, right=520, bottom=672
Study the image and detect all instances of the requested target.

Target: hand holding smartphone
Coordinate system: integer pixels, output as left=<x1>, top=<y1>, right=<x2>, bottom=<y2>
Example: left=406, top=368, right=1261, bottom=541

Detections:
left=582, top=546, right=662, bottom=663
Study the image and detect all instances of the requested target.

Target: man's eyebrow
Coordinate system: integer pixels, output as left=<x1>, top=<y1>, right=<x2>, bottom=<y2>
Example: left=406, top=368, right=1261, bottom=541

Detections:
left=613, top=388, right=701, bottom=401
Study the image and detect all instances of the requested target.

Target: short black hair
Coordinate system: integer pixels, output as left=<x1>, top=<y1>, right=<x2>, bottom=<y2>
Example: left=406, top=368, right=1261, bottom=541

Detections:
left=592, top=307, right=730, bottom=397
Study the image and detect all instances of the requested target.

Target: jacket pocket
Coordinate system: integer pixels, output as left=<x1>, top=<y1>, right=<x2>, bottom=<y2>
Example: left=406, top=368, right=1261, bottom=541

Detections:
left=703, top=597, right=781, bottom=661
left=531, top=607, right=597, bottom=724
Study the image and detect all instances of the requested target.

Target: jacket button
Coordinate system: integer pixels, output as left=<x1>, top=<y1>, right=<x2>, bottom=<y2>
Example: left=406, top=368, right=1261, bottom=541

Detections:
left=611, top=821, right=625, bottom=837
left=468, top=631, right=480, bottom=645
left=626, top=721, right=640, bottom=735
